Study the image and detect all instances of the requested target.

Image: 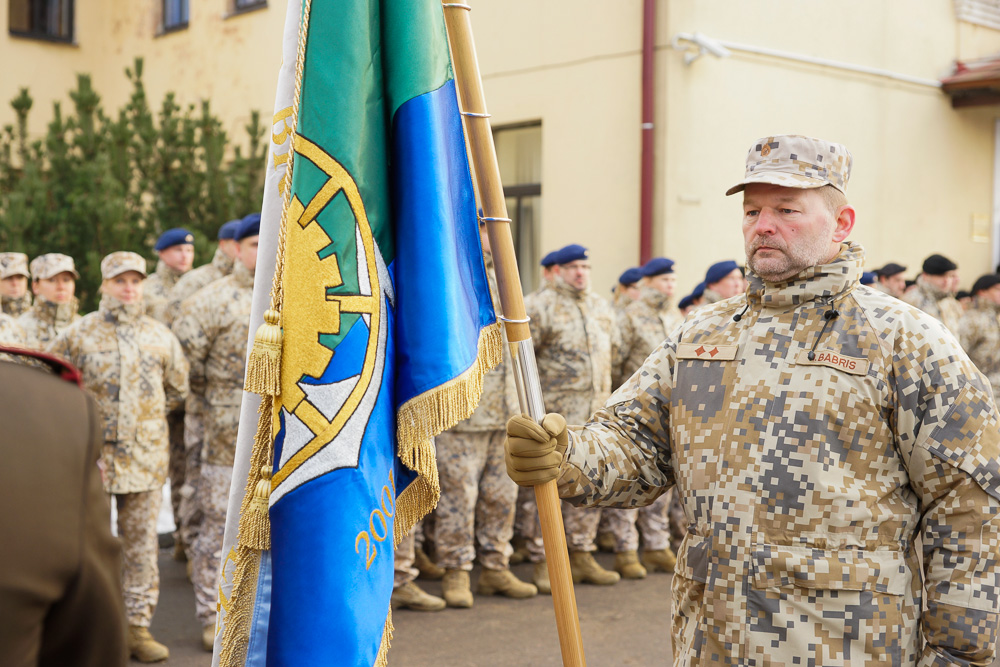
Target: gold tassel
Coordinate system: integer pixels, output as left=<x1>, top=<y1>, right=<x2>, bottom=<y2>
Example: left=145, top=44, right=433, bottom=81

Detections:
left=241, top=466, right=273, bottom=551
left=244, top=308, right=283, bottom=396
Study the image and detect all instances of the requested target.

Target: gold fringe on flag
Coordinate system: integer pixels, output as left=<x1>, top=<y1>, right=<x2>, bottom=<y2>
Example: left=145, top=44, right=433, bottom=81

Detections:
left=373, top=606, right=394, bottom=667
left=393, top=321, right=504, bottom=543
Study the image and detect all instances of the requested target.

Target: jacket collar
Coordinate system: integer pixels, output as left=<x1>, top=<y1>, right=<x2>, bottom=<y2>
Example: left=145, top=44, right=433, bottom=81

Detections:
left=212, top=247, right=235, bottom=275
left=155, top=260, right=184, bottom=287
left=916, top=275, right=952, bottom=302
left=747, top=242, right=863, bottom=311
left=33, top=296, right=78, bottom=326
left=639, top=285, right=674, bottom=312
left=552, top=275, right=589, bottom=301
left=99, top=294, right=145, bottom=324
left=232, top=260, right=254, bottom=288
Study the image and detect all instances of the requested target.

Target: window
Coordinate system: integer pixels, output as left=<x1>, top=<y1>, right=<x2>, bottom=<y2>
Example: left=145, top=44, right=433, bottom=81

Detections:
left=9, top=0, right=73, bottom=43
left=162, top=0, right=188, bottom=32
left=956, top=0, right=1000, bottom=30
left=494, top=122, right=542, bottom=293
left=233, top=0, right=268, bottom=12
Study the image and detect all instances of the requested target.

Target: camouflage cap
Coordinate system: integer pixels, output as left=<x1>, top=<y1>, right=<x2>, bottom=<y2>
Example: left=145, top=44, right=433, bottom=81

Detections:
left=101, top=251, right=148, bottom=279
left=726, top=135, right=852, bottom=196
left=30, top=253, right=79, bottom=280
left=0, top=252, right=29, bottom=279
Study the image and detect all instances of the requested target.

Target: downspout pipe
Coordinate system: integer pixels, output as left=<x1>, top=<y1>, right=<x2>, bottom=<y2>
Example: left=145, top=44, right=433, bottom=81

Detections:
left=639, top=0, right=656, bottom=264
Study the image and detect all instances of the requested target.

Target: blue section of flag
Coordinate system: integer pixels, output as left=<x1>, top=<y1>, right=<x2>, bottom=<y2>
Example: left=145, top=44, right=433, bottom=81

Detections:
left=392, top=79, right=494, bottom=405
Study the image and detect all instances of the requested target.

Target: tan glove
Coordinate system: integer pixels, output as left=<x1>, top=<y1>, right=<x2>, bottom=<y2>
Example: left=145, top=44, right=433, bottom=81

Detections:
left=504, top=413, right=568, bottom=486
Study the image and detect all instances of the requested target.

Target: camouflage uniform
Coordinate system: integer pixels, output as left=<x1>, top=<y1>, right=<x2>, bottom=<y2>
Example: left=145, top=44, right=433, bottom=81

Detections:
left=172, top=261, right=253, bottom=625
left=436, top=255, right=520, bottom=572
left=165, top=247, right=234, bottom=325
left=0, top=313, right=25, bottom=346
left=49, top=293, right=188, bottom=627
left=959, top=296, right=1000, bottom=399
left=18, top=297, right=80, bottom=350
left=558, top=243, right=1000, bottom=666
left=903, top=275, right=964, bottom=334
left=1, top=293, right=31, bottom=318
left=0, top=252, right=31, bottom=317
left=524, top=277, right=620, bottom=555
left=604, top=286, right=685, bottom=553
left=144, top=259, right=185, bottom=326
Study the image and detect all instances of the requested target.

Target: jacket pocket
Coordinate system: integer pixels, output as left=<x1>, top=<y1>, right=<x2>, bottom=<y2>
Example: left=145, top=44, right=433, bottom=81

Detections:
left=671, top=533, right=709, bottom=658
left=751, top=544, right=906, bottom=594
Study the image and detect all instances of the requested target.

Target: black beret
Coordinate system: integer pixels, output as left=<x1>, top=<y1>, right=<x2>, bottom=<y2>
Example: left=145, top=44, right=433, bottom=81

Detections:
left=922, top=254, right=957, bottom=276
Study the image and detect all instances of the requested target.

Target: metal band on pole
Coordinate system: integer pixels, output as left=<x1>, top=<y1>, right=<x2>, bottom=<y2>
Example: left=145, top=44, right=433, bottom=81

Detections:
left=443, top=2, right=587, bottom=665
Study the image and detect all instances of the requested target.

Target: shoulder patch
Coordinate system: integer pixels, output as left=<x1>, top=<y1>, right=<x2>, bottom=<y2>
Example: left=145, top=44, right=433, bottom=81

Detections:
left=677, top=343, right=739, bottom=361
left=796, top=349, right=869, bottom=376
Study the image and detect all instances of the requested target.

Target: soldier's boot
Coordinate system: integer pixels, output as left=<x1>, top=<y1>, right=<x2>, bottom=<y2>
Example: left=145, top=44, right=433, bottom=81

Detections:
left=643, top=548, right=677, bottom=573
left=569, top=551, right=620, bottom=585
left=596, top=531, right=616, bottom=553
left=477, top=568, right=538, bottom=599
left=391, top=581, right=446, bottom=611
left=614, top=550, right=648, bottom=579
left=441, top=569, right=474, bottom=608
left=509, top=535, right=528, bottom=565
left=202, top=623, right=216, bottom=652
left=414, top=547, right=445, bottom=581
left=533, top=561, right=551, bottom=595
left=128, top=626, right=169, bottom=663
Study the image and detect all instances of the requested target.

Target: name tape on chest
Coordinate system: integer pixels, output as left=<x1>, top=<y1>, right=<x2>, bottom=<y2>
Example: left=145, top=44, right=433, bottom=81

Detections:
left=796, top=349, right=869, bottom=376
left=676, top=343, right=739, bottom=361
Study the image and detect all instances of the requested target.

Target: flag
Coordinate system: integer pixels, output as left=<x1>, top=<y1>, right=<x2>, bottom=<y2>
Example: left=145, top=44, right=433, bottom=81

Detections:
left=213, top=0, right=501, bottom=665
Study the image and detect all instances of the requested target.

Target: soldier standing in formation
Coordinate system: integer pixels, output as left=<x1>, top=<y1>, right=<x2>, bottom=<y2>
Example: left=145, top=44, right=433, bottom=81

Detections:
left=700, top=260, right=744, bottom=305
left=874, top=261, right=906, bottom=298
left=505, top=134, right=1000, bottom=665
left=611, top=266, right=643, bottom=311
left=166, top=218, right=241, bottom=323
left=18, top=253, right=80, bottom=349
left=523, top=243, right=621, bottom=586
left=172, top=215, right=258, bottom=651
left=50, top=251, right=189, bottom=663
left=602, top=257, right=682, bottom=579
left=0, top=252, right=32, bottom=317
left=959, top=273, right=1000, bottom=399
left=903, top=253, right=964, bottom=332
left=144, top=228, right=195, bottom=325
left=434, top=226, right=537, bottom=609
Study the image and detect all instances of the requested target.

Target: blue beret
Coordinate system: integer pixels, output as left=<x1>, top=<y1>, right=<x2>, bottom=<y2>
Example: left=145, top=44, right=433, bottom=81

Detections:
left=236, top=213, right=261, bottom=241
left=691, top=281, right=706, bottom=299
left=553, top=244, right=589, bottom=265
left=641, top=257, right=675, bottom=277
left=704, top=260, right=740, bottom=285
left=218, top=219, right=242, bottom=240
left=860, top=271, right=876, bottom=285
left=618, top=267, right=643, bottom=286
left=155, top=228, right=195, bottom=251
left=540, top=250, right=559, bottom=268
left=678, top=294, right=694, bottom=310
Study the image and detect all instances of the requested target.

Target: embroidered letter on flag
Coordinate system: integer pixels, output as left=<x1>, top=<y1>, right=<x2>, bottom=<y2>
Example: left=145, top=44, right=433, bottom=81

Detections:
left=213, top=0, right=501, bottom=664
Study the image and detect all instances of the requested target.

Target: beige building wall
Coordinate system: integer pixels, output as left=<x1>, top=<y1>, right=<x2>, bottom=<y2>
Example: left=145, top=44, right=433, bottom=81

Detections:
left=4, top=0, right=1000, bottom=296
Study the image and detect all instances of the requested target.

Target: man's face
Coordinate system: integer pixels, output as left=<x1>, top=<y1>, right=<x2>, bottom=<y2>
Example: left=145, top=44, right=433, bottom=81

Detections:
left=982, top=284, right=1000, bottom=306
left=947, top=270, right=961, bottom=294
left=0, top=275, right=27, bottom=298
left=238, top=236, right=259, bottom=275
left=645, top=273, right=676, bottom=297
left=557, top=260, right=591, bottom=291
left=541, top=266, right=556, bottom=283
left=742, top=184, right=853, bottom=283
left=923, top=272, right=955, bottom=293
left=708, top=268, right=744, bottom=299
left=220, top=239, right=240, bottom=261
left=33, top=272, right=76, bottom=303
left=879, top=273, right=906, bottom=298
left=101, top=271, right=145, bottom=304
left=159, top=244, right=195, bottom=273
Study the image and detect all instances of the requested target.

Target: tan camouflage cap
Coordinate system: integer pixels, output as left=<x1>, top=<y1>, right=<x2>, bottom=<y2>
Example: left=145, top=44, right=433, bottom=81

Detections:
left=101, top=251, right=148, bottom=279
left=726, top=135, right=852, bottom=196
left=30, top=253, right=79, bottom=280
left=0, top=252, right=29, bottom=279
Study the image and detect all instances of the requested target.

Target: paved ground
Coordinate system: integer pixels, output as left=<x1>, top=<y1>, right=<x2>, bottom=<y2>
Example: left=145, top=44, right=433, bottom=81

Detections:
left=148, top=551, right=673, bottom=666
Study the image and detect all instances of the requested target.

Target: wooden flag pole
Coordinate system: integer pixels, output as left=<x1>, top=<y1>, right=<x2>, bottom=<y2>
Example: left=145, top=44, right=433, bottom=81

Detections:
left=442, top=3, right=586, bottom=666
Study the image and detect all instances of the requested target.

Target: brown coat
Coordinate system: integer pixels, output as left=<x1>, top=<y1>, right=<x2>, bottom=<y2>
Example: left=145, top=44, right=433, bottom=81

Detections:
left=0, top=349, right=126, bottom=667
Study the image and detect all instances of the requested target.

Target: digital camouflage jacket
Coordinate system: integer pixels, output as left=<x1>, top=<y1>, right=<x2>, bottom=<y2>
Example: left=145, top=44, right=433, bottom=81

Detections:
left=144, top=259, right=185, bottom=325
left=0, top=312, right=25, bottom=346
left=903, top=276, right=964, bottom=335
left=17, top=297, right=80, bottom=350
left=49, top=295, right=188, bottom=494
left=1, top=293, right=31, bottom=318
left=615, top=286, right=683, bottom=388
left=164, top=247, right=234, bottom=325
left=559, top=243, right=1000, bottom=666
left=959, top=297, right=1000, bottom=400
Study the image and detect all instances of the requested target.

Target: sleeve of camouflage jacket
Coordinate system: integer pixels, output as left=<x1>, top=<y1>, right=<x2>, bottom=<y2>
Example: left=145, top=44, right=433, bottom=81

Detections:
left=162, top=331, right=190, bottom=414
left=893, top=342, right=1000, bottom=666
left=611, top=309, right=633, bottom=389
left=556, top=339, right=675, bottom=508
left=171, top=298, right=211, bottom=399
left=47, top=331, right=77, bottom=369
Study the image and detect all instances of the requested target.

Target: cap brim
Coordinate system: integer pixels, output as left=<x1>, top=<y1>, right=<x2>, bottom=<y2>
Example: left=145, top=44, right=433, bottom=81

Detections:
left=104, top=268, right=147, bottom=280
left=725, top=172, right=839, bottom=197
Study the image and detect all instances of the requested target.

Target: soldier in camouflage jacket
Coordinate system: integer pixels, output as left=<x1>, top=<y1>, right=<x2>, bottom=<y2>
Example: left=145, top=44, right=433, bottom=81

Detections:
left=0, top=252, right=32, bottom=317
left=903, top=255, right=964, bottom=334
left=959, top=274, right=1000, bottom=399
left=18, top=253, right=80, bottom=349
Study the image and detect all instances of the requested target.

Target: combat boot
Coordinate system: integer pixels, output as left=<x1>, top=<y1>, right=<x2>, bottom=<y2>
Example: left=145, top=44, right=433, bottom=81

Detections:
left=391, top=581, right=446, bottom=611
left=477, top=568, right=538, bottom=599
left=509, top=535, right=528, bottom=564
left=643, top=548, right=677, bottom=573
left=614, top=550, right=647, bottom=579
left=569, top=551, right=620, bottom=585
left=596, top=531, right=616, bottom=553
left=441, top=569, right=474, bottom=608
left=128, top=626, right=169, bottom=663
left=533, top=561, right=551, bottom=594
left=202, top=623, right=216, bottom=652
left=414, top=547, right=445, bottom=580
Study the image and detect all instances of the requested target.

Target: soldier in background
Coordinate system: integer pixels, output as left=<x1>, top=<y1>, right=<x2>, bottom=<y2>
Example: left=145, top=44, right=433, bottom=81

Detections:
left=874, top=262, right=906, bottom=297
left=18, top=253, right=80, bottom=350
left=145, top=228, right=195, bottom=325
left=677, top=292, right=695, bottom=316
left=523, top=243, right=621, bottom=586
left=611, top=266, right=643, bottom=312
left=603, top=257, right=682, bottom=579
left=957, top=289, right=973, bottom=311
left=701, top=260, right=744, bottom=305
left=166, top=218, right=241, bottom=322
left=172, top=215, right=257, bottom=651
left=0, top=252, right=32, bottom=317
left=435, top=225, right=537, bottom=608
left=903, top=253, right=964, bottom=333
left=959, top=274, right=1000, bottom=398
left=50, top=251, right=188, bottom=663
left=392, top=530, right=446, bottom=612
